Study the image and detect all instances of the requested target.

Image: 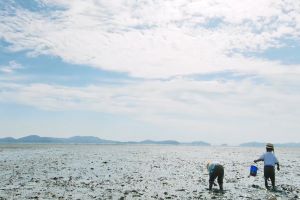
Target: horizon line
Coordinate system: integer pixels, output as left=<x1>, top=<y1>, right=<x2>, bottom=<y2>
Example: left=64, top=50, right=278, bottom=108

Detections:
left=0, top=134, right=299, bottom=146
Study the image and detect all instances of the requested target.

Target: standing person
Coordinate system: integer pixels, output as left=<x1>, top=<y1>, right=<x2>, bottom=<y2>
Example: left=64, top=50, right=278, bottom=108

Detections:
left=207, top=162, right=224, bottom=191
left=254, top=143, right=280, bottom=190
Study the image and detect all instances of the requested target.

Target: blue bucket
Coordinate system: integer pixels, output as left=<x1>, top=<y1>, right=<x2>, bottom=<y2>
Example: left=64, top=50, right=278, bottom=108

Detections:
left=250, top=165, right=258, bottom=176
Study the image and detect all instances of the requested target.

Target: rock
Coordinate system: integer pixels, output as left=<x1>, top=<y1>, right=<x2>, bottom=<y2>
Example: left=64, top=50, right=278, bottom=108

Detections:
left=252, top=184, right=260, bottom=189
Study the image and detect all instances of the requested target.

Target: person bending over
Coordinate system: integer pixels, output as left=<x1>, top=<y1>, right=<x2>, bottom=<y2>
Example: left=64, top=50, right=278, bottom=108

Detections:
left=207, top=162, right=224, bottom=191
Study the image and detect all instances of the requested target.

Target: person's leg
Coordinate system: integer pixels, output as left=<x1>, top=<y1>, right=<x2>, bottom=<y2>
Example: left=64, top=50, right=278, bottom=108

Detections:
left=209, top=171, right=217, bottom=190
left=217, top=166, right=224, bottom=191
left=264, top=166, right=270, bottom=189
left=209, top=175, right=216, bottom=190
left=270, top=167, right=275, bottom=189
left=265, top=178, right=269, bottom=189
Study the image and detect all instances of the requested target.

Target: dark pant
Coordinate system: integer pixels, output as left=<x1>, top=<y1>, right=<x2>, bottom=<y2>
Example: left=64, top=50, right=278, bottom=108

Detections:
left=264, top=165, right=275, bottom=189
left=209, top=165, right=224, bottom=190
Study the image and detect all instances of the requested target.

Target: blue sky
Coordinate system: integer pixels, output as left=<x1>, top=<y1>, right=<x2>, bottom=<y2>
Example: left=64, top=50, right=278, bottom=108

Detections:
left=0, top=0, right=300, bottom=144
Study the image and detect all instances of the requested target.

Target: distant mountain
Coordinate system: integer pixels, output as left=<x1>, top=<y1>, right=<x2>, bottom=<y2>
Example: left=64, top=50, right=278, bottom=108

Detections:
left=0, top=135, right=120, bottom=144
left=67, top=136, right=119, bottom=144
left=18, top=135, right=65, bottom=143
left=126, top=140, right=210, bottom=145
left=275, top=143, right=300, bottom=147
left=0, top=137, right=16, bottom=143
left=186, top=141, right=211, bottom=146
left=240, top=142, right=265, bottom=147
left=240, top=142, right=300, bottom=147
left=0, top=135, right=211, bottom=145
left=139, top=140, right=180, bottom=145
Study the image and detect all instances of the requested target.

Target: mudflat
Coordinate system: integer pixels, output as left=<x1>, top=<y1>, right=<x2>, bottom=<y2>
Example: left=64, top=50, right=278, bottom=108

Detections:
left=0, top=145, right=299, bottom=199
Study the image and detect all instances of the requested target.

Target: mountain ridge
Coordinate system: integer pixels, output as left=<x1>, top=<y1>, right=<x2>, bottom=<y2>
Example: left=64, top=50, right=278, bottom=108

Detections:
left=0, top=135, right=210, bottom=145
left=240, top=141, right=300, bottom=147
left=1, top=136, right=299, bottom=147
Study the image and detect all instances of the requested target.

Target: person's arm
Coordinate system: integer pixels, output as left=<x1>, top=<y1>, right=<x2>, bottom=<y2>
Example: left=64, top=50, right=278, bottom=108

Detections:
left=275, top=156, right=280, bottom=170
left=254, top=154, right=264, bottom=163
left=254, top=158, right=263, bottom=163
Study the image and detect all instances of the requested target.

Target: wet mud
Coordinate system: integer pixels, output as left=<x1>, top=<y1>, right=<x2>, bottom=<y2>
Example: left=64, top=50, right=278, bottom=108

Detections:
left=0, top=145, right=299, bottom=199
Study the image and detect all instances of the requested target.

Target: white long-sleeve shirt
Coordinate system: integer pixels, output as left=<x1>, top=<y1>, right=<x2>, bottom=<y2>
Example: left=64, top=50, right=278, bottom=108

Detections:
left=259, top=152, right=279, bottom=167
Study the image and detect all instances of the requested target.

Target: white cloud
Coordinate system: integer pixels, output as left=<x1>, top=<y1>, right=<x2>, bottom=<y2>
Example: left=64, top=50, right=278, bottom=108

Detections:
left=0, top=0, right=300, bottom=78
left=0, top=75, right=299, bottom=141
left=0, top=61, right=23, bottom=73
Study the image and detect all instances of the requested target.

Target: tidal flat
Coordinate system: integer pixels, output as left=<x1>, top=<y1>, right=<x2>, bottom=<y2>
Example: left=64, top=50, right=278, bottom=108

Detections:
left=0, top=145, right=299, bottom=199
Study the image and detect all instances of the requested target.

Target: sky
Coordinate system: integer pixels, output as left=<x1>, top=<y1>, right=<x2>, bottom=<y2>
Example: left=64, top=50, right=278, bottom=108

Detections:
left=0, top=0, right=300, bottom=144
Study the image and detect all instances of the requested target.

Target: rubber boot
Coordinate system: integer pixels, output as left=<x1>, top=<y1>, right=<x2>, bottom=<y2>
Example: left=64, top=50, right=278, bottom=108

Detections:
left=272, top=182, right=276, bottom=191
left=265, top=179, right=270, bottom=190
left=219, top=183, right=223, bottom=191
left=209, top=182, right=213, bottom=190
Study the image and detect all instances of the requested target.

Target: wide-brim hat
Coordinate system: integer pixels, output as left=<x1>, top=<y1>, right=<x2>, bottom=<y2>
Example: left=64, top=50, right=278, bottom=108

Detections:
left=266, top=143, right=274, bottom=149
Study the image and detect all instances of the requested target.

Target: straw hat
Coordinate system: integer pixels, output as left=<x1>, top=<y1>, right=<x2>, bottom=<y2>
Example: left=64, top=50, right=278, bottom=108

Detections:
left=266, top=143, right=274, bottom=149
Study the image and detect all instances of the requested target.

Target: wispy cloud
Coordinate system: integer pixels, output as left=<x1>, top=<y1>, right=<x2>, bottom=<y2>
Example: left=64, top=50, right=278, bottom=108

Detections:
left=0, top=74, right=299, bottom=142
left=0, top=0, right=299, bottom=78
left=0, top=75, right=299, bottom=121
left=0, top=60, right=23, bottom=73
